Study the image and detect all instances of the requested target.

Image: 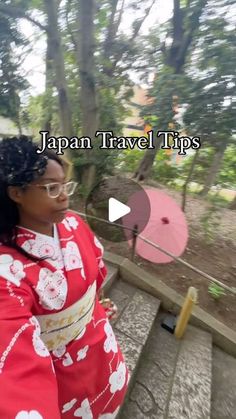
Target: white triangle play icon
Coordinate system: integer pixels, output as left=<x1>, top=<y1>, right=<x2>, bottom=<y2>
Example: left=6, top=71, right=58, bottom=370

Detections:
left=108, top=197, right=131, bottom=223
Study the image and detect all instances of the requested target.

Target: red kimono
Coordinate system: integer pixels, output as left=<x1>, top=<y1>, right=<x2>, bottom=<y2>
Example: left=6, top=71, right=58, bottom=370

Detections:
left=0, top=211, right=128, bottom=419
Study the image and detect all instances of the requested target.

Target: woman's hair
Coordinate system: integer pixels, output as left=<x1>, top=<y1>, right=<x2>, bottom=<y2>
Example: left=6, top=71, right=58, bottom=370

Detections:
left=0, top=135, right=63, bottom=259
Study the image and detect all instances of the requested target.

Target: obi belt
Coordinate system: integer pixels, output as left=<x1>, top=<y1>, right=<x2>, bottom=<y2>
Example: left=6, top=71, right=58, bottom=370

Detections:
left=36, top=281, right=96, bottom=351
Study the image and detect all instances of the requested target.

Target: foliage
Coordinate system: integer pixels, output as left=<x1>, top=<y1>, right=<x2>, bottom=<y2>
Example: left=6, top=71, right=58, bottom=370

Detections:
left=117, top=146, right=181, bottom=186
left=20, top=0, right=137, bottom=181
left=97, top=85, right=127, bottom=135
left=73, top=143, right=117, bottom=184
left=179, top=148, right=215, bottom=185
left=142, top=69, right=192, bottom=132
left=152, top=150, right=181, bottom=185
left=177, top=142, right=236, bottom=191
left=0, top=14, right=28, bottom=124
left=135, top=0, right=236, bottom=189
left=23, top=92, right=61, bottom=136
left=116, top=147, right=143, bottom=173
left=200, top=203, right=221, bottom=243
left=207, top=192, right=230, bottom=207
left=218, top=145, right=236, bottom=188
left=1, top=0, right=236, bottom=193
left=183, top=12, right=236, bottom=146
left=208, top=282, right=226, bottom=300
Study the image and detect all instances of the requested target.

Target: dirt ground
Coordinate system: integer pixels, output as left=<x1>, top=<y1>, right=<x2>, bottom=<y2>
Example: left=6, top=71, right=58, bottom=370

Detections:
left=71, top=182, right=236, bottom=332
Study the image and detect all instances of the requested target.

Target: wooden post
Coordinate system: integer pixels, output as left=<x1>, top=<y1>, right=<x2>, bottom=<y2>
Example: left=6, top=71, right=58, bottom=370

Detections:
left=131, top=224, right=138, bottom=262
left=175, top=287, right=198, bottom=339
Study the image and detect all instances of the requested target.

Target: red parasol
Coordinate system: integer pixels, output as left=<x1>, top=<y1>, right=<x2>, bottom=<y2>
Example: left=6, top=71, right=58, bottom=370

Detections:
left=124, top=188, right=188, bottom=263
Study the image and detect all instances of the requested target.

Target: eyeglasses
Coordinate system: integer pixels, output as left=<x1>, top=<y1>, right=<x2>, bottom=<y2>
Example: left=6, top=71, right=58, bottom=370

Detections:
left=33, top=181, right=78, bottom=198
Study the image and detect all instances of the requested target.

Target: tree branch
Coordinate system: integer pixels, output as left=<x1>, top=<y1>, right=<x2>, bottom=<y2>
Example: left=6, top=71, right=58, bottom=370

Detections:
left=103, top=0, right=125, bottom=63
left=103, top=0, right=119, bottom=53
left=65, top=0, right=79, bottom=52
left=166, top=0, right=184, bottom=68
left=113, top=0, right=125, bottom=40
left=0, top=3, right=47, bottom=32
left=130, top=0, right=156, bottom=42
left=104, top=0, right=156, bottom=77
left=175, top=0, right=207, bottom=72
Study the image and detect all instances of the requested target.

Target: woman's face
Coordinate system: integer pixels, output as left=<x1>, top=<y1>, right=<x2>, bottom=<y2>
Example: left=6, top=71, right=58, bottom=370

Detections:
left=9, top=159, right=70, bottom=229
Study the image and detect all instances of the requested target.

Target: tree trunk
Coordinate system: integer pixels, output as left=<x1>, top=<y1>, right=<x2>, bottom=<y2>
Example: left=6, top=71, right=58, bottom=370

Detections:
left=16, top=118, right=22, bottom=135
left=182, top=149, right=199, bottom=212
left=77, top=0, right=98, bottom=139
left=42, top=33, right=54, bottom=133
left=43, top=0, right=73, bottom=138
left=15, top=93, right=22, bottom=135
left=76, top=0, right=98, bottom=189
left=133, top=146, right=158, bottom=181
left=81, top=165, right=97, bottom=191
left=200, top=143, right=227, bottom=197
left=133, top=0, right=207, bottom=182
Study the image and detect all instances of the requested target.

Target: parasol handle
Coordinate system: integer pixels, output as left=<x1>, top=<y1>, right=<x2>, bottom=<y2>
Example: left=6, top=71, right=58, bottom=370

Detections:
left=131, top=224, right=138, bottom=262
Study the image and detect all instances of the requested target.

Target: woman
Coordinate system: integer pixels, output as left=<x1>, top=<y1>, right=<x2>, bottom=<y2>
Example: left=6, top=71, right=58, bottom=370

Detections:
left=0, top=136, right=129, bottom=419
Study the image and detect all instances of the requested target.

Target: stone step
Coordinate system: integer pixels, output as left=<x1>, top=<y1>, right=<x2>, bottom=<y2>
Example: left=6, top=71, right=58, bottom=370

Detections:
left=102, top=263, right=119, bottom=293
left=108, top=279, right=161, bottom=386
left=166, top=325, right=212, bottom=419
left=121, top=313, right=212, bottom=419
left=211, top=346, right=236, bottom=419
left=109, top=279, right=160, bottom=419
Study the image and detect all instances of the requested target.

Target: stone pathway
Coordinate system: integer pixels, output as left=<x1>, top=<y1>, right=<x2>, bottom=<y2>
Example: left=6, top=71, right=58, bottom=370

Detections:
left=211, top=346, right=236, bottom=419
left=106, top=275, right=236, bottom=419
left=119, top=312, right=212, bottom=419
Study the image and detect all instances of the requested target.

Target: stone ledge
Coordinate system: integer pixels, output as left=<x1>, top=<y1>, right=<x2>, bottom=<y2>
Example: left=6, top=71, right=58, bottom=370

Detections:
left=211, top=346, right=236, bottom=419
left=104, top=251, right=126, bottom=267
left=167, top=325, right=212, bottom=419
left=103, top=253, right=236, bottom=357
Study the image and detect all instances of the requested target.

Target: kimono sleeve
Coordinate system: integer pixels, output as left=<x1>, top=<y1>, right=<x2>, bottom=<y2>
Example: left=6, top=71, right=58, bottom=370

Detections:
left=0, top=277, right=61, bottom=419
left=77, top=215, right=107, bottom=290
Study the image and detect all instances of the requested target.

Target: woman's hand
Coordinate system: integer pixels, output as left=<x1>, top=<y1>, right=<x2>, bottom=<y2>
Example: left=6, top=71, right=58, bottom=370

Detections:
left=99, top=296, right=118, bottom=321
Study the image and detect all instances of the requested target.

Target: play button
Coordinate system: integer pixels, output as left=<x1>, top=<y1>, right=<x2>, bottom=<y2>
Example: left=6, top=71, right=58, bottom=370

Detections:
left=85, top=176, right=151, bottom=242
left=108, top=198, right=131, bottom=222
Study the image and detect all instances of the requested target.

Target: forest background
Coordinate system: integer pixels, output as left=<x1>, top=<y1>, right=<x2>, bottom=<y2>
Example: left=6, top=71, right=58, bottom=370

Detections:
left=0, top=0, right=236, bottom=329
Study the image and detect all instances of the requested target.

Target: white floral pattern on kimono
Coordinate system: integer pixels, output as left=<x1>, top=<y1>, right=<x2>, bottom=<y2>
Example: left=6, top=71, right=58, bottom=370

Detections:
left=62, top=241, right=84, bottom=271
left=104, top=320, right=118, bottom=354
left=62, top=352, right=74, bottom=367
left=77, top=345, right=89, bottom=361
left=22, top=234, right=64, bottom=270
left=22, top=237, right=55, bottom=259
left=30, top=317, right=50, bottom=358
left=62, top=398, right=77, bottom=414
left=94, top=237, right=104, bottom=255
left=0, top=254, right=25, bottom=286
left=62, top=216, right=79, bottom=231
left=15, top=411, right=43, bottom=419
left=36, top=268, right=68, bottom=310
left=99, top=407, right=120, bottom=419
left=109, top=362, right=126, bottom=394
left=74, top=398, right=93, bottom=418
